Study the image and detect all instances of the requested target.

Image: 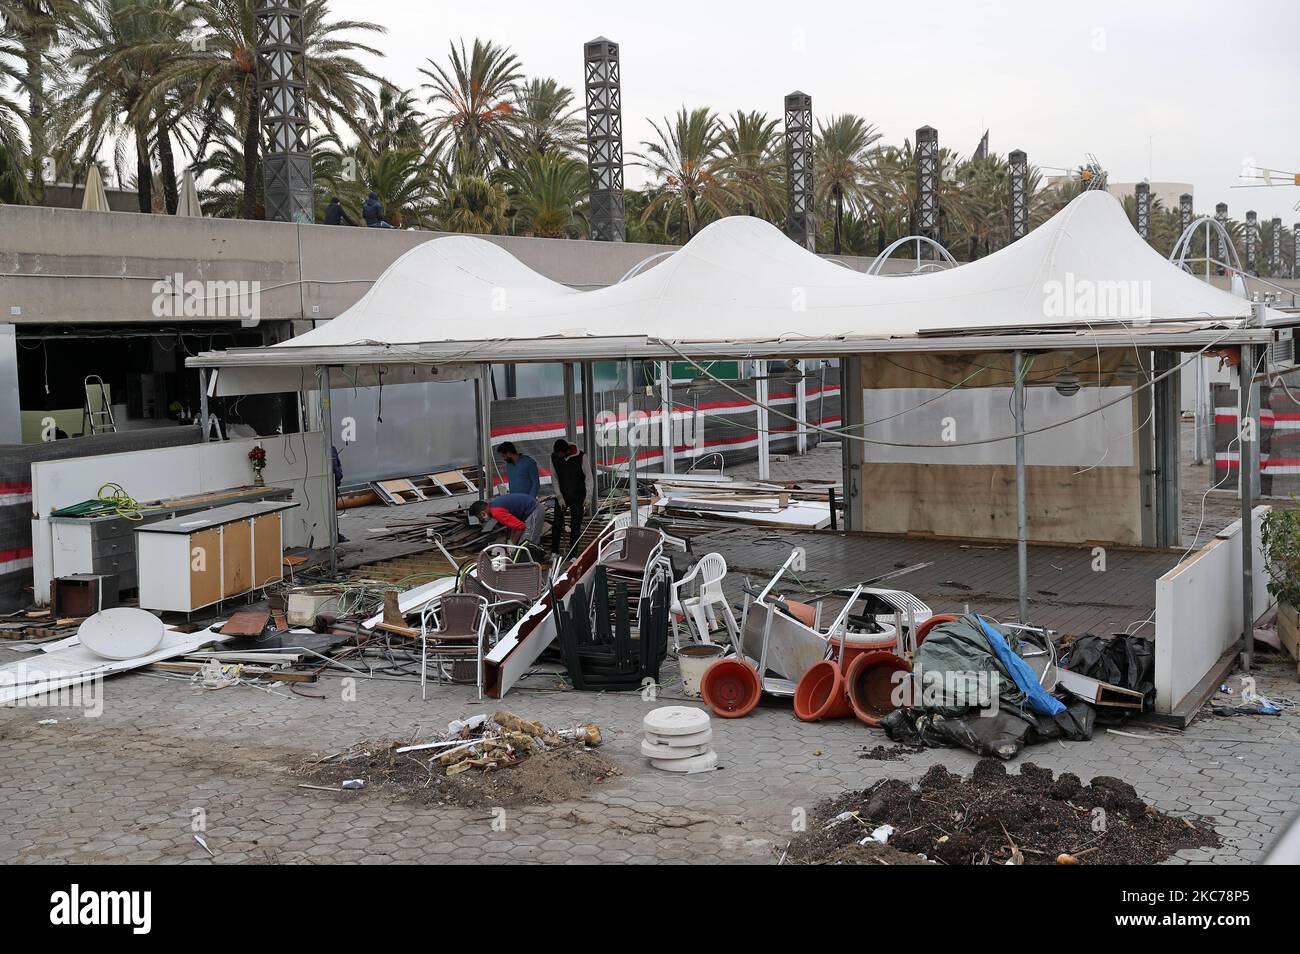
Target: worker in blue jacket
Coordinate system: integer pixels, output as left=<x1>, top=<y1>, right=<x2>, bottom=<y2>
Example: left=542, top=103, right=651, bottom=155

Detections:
left=497, top=442, right=540, bottom=498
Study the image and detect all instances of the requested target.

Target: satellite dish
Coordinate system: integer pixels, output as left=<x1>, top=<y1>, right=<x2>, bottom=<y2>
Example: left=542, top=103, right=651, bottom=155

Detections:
left=78, top=607, right=166, bottom=660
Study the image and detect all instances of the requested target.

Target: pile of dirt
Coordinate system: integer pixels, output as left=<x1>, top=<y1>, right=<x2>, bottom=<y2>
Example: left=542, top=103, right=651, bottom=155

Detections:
left=298, top=741, right=620, bottom=808
left=786, top=760, right=1219, bottom=865
left=859, top=743, right=925, bottom=761
left=294, top=711, right=621, bottom=808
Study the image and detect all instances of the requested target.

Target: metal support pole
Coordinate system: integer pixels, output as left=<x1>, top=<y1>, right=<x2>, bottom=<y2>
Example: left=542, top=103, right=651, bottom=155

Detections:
left=1193, top=355, right=1205, bottom=465
left=754, top=360, right=770, bottom=480
left=562, top=363, right=577, bottom=445
left=1240, top=340, right=1256, bottom=672
left=475, top=364, right=492, bottom=501
left=1013, top=350, right=1029, bottom=624
left=659, top=360, right=674, bottom=474
left=1153, top=350, right=1181, bottom=548
left=840, top=356, right=864, bottom=532
left=581, top=362, right=599, bottom=517
left=795, top=360, right=808, bottom=455
left=198, top=368, right=210, bottom=440
left=626, top=359, right=639, bottom=524
left=316, top=365, right=338, bottom=574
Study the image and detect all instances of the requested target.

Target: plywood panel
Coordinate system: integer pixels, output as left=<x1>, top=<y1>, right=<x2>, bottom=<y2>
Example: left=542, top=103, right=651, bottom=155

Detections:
left=862, top=461, right=1143, bottom=545
left=252, top=513, right=282, bottom=588
left=189, top=527, right=222, bottom=609
left=221, top=520, right=252, bottom=598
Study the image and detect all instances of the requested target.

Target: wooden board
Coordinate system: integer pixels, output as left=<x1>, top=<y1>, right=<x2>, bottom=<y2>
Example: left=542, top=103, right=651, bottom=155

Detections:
left=252, top=513, right=283, bottom=588
left=189, top=527, right=223, bottom=610
left=861, top=461, right=1142, bottom=546
left=221, top=519, right=253, bottom=598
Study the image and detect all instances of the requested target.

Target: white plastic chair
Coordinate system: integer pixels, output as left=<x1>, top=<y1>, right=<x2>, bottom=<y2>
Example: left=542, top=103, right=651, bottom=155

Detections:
left=670, top=552, right=739, bottom=649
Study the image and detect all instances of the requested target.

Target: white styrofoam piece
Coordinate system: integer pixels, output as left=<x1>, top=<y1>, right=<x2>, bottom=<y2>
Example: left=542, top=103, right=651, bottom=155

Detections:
left=76, top=608, right=165, bottom=660
left=0, top=626, right=227, bottom=706
left=643, top=727, right=713, bottom=748
left=641, top=739, right=712, bottom=760
left=642, top=706, right=710, bottom=737
left=650, top=750, right=718, bottom=774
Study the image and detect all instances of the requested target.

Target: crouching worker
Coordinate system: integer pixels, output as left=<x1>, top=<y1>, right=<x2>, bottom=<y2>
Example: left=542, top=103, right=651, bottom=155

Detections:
left=469, top=493, right=546, bottom=550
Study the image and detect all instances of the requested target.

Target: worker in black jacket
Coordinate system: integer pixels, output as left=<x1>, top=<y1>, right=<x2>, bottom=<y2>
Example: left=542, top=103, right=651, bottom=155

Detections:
left=549, top=439, right=587, bottom=553
left=323, top=196, right=355, bottom=226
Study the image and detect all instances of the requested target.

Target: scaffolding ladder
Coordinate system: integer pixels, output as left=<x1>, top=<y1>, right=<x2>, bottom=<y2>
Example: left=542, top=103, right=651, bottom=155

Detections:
left=83, top=375, right=117, bottom=435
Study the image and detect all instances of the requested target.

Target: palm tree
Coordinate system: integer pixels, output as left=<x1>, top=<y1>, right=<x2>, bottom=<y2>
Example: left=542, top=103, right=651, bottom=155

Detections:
left=0, top=29, right=29, bottom=201
left=513, top=77, right=583, bottom=157
left=2, top=0, right=80, bottom=201
left=716, top=110, right=783, bottom=221
left=360, top=83, right=425, bottom=155
left=814, top=114, right=882, bottom=254
left=636, top=107, right=761, bottom=242
left=420, top=38, right=522, bottom=173
left=435, top=168, right=508, bottom=234
left=142, top=0, right=384, bottom=219
left=60, top=0, right=194, bottom=213
left=501, top=150, right=587, bottom=237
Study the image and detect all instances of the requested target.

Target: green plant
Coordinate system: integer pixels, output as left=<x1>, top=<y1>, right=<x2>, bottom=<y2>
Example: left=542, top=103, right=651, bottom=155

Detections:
left=1261, top=505, right=1300, bottom=607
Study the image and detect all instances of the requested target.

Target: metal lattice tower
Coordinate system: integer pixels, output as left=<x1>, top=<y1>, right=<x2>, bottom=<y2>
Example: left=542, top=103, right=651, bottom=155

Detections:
left=1294, top=223, right=1299, bottom=280
left=1179, top=193, right=1193, bottom=233
left=256, top=0, right=313, bottom=223
left=1245, top=210, right=1257, bottom=272
left=1135, top=181, right=1150, bottom=241
left=783, top=92, right=815, bottom=250
left=914, top=125, right=940, bottom=250
left=1008, top=149, right=1028, bottom=242
left=583, top=37, right=625, bottom=242
left=1215, top=203, right=1229, bottom=271
left=1271, top=217, right=1282, bottom=275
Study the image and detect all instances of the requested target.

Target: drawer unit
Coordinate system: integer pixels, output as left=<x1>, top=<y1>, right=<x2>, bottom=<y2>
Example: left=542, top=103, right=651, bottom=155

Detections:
left=135, top=501, right=297, bottom=613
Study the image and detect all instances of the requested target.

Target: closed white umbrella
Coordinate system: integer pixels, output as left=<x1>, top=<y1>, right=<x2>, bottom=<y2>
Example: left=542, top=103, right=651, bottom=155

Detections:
left=175, top=169, right=202, bottom=217
left=80, top=165, right=110, bottom=212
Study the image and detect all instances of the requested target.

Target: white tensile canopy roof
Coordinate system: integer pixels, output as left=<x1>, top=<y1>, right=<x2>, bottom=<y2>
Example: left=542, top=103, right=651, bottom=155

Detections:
left=278, top=190, right=1275, bottom=352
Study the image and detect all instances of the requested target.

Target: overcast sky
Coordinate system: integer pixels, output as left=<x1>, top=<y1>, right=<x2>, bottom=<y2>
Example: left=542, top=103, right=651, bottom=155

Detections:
left=333, top=0, right=1298, bottom=221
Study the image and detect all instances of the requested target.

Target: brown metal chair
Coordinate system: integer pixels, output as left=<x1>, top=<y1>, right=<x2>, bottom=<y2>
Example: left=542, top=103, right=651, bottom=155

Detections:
left=420, top=593, right=489, bottom=699
left=598, top=527, right=662, bottom=577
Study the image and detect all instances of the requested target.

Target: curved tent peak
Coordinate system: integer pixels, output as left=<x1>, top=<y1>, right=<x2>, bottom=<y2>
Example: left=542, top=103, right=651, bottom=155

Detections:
left=279, top=234, right=577, bottom=348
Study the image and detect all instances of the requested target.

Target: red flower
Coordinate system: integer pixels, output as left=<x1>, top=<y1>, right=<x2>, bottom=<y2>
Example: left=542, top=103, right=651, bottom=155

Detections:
left=248, top=446, right=267, bottom=464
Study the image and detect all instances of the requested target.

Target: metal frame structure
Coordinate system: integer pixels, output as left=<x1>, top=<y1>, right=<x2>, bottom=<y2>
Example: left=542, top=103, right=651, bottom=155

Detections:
left=583, top=37, right=625, bottom=242
left=1295, top=223, right=1300, bottom=280
left=1246, top=210, right=1258, bottom=272
left=1135, top=181, right=1150, bottom=241
left=1179, top=193, right=1193, bottom=234
left=867, top=236, right=959, bottom=275
left=914, top=126, right=940, bottom=252
left=1008, top=149, right=1028, bottom=242
left=783, top=92, right=815, bottom=250
left=256, top=0, right=313, bottom=224
left=1215, top=203, right=1230, bottom=273
left=1272, top=217, right=1283, bottom=276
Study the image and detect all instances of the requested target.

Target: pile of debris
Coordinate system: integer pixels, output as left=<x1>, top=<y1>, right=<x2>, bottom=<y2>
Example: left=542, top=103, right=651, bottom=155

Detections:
left=785, top=760, right=1219, bottom=865
left=295, top=711, right=618, bottom=808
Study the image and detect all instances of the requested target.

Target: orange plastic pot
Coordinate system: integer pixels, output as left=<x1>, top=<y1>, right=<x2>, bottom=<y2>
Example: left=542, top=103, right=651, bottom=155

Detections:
left=914, top=613, right=959, bottom=649
left=845, top=651, right=913, bottom=727
left=700, top=658, right=762, bottom=718
left=832, top=628, right=899, bottom=670
left=793, top=660, right=853, bottom=721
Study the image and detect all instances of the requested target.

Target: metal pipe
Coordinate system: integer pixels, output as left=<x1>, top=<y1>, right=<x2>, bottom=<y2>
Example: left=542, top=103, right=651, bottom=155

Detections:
left=659, top=360, right=674, bottom=475
left=1240, top=303, right=1266, bottom=671
left=475, top=364, right=492, bottom=501
left=1013, top=350, right=1029, bottom=624
left=198, top=368, right=210, bottom=440
left=626, top=359, right=639, bottom=524
left=582, top=362, right=599, bottom=517
left=754, top=359, right=770, bottom=480
left=562, top=363, right=577, bottom=444
left=317, top=365, right=338, bottom=574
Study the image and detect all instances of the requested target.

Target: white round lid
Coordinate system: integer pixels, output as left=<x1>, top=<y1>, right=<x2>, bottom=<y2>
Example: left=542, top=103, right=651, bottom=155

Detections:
left=78, top=608, right=166, bottom=660
left=642, top=705, right=710, bottom=736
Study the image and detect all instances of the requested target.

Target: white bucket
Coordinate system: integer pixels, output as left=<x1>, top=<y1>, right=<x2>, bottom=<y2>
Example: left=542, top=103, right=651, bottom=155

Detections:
left=678, top=644, right=726, bottom=697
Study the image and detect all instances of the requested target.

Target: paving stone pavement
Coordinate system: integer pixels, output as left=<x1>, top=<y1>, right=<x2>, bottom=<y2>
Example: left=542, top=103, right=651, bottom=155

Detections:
left=0, top=648, right=1295, bottom=865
